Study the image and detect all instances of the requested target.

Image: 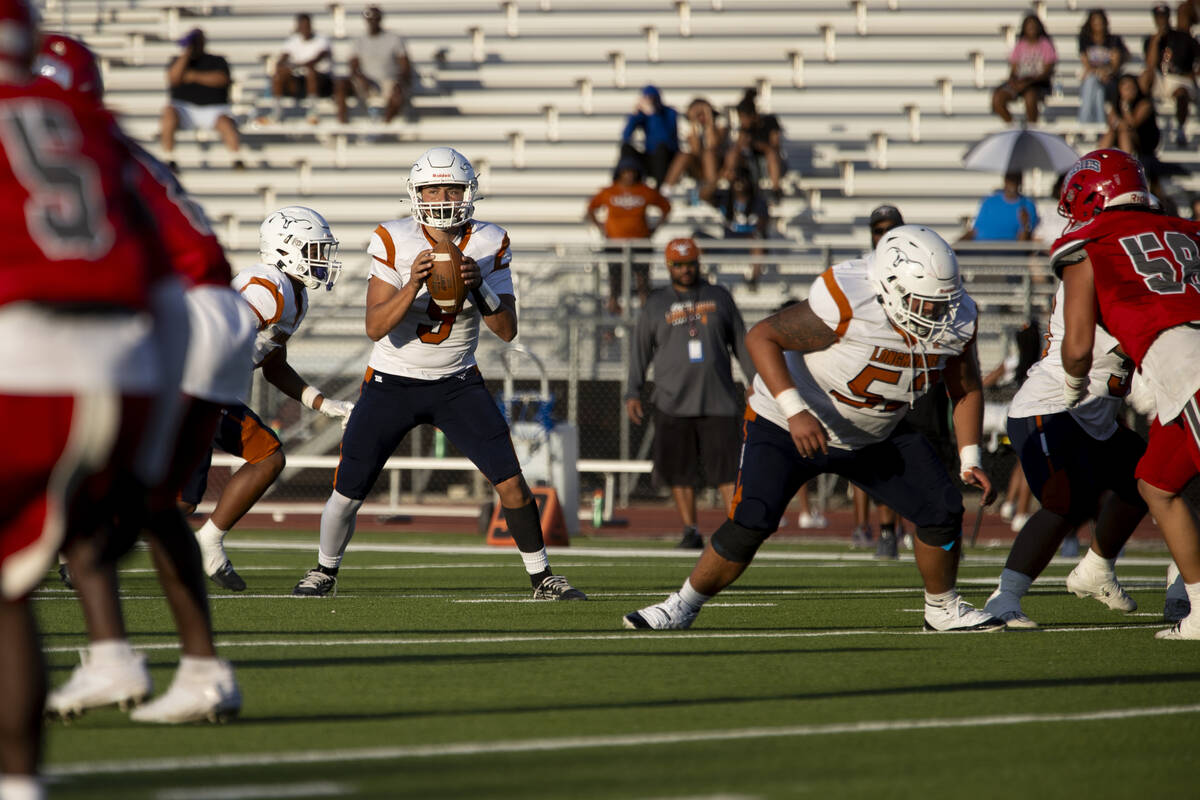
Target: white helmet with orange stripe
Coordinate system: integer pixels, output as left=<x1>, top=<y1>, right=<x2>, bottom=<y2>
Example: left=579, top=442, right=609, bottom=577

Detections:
left=407, top=146, right=478, bottom=230
left=259, top=206, right=342, bottom=291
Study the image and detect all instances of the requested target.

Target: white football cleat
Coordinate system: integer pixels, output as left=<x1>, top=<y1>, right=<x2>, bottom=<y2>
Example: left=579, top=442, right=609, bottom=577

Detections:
left=1065, top=566, right=1137, bottom=612
left=46, top=646, right=151, bottom=719
left=131, top=659, right=241, bottom=724
left=1154, top=620, right=1200, bottom=640
left=797, top=511, right=828, bottom=529
left=983, top=589, right=1039, bottom=629
left=923, top=596, right=1005, bottom=632
left=623, top=592, right=698, bottom=630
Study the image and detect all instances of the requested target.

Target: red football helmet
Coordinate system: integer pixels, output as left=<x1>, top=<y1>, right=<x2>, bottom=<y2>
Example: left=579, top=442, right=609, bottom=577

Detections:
left=34, top=33, right=103, bottom=102
left=1057, top=149, right=1150, bottom=223
left=0, top=0, right=37, bottom=70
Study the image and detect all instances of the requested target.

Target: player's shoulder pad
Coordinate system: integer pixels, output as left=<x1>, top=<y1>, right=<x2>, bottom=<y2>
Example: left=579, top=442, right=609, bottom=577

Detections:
left=1049, top=218, right=1097, bottom=275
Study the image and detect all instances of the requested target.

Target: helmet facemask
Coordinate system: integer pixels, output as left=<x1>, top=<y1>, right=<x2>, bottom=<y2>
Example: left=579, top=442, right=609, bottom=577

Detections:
left=407, top=180, right=475, bottom=229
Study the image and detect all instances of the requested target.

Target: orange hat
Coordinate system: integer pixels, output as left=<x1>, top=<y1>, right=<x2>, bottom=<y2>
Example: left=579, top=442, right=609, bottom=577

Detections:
left=664, top=237, right=700, bottom=263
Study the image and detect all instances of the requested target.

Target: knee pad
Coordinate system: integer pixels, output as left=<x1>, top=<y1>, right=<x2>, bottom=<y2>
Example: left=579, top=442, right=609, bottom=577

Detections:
left=915, top=521, right=961, bottom=548
left=710, top=520, right=770, bottom=563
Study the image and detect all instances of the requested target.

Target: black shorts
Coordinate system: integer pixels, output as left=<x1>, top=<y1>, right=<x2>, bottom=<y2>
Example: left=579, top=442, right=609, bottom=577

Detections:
left=729, top=412, right=962, bottom=534
left=179, top=403, right=282, bottom=506
left=653, top=412, right=742, bottom=488
left=334, top=366, right=522, bottom=500
left=1007, top=411, right=1146, bottom=521
left=285, top=70, right=334, bottom=99
left=605, top=244, right=652, bottom=290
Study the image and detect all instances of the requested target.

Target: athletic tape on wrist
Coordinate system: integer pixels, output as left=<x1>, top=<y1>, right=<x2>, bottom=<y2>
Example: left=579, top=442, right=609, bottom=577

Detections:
left=301, top=385, right=322, bottom=410
left=959, top=444, right=982, bottom=475
left=775, top=387, right=805, bottom=419
left=472, top=283, right=503, bottom=316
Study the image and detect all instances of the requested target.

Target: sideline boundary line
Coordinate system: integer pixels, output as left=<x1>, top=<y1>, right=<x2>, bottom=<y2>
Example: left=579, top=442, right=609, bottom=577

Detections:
left=48, top=703, right=1200, bottom=776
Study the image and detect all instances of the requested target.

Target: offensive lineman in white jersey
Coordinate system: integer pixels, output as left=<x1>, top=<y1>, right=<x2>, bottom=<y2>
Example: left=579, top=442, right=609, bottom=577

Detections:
left=982, top=285, right=1149, bottom=627
left=291, top=147, right=585, bottom=600
left=184, top=207, right=355, bottom=590
left=625, top=225, right=1004, bottom=632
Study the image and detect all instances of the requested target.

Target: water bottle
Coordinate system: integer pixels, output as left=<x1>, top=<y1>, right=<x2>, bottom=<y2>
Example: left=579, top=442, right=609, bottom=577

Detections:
left=434, top=429, right=446, bottom=458
left=592, top=489, right=604, bottom=528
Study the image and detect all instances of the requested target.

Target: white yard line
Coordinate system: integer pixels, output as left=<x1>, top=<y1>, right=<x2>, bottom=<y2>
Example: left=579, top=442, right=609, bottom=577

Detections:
left=41, top=623, right=1159, bottom=655
left=48, top=703, right=1200, bottom=777
left=155, top=782, right=350, bottom=800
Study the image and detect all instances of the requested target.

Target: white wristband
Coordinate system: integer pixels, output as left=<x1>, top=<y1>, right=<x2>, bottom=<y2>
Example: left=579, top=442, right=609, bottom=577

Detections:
left=775, top=387, right=805, bottom=419
left=301, top=385, right=322, bottom=410
left=959, top=444, right=982, bottom=475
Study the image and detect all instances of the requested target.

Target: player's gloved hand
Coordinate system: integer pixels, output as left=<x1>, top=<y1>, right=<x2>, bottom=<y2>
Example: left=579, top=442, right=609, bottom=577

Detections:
left=319, top=398, right=355, bottom=429
left=1063, top=373, right=1087, bottom=408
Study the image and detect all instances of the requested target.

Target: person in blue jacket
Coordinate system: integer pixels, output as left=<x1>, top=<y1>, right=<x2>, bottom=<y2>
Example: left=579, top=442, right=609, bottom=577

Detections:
left=620, top=85, right=680, bottom=188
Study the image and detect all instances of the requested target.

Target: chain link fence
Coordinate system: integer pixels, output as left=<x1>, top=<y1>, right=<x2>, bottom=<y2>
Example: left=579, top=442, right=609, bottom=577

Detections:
left=197, top=239, right=1055, bottom=519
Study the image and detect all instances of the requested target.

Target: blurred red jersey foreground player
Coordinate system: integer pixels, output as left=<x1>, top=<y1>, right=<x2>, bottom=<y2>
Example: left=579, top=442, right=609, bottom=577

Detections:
left=0, top=1, right=189, bottom=796
left=1052, top=148, right=1200, bottom=640
left=35, top=32, right=251, bottom=724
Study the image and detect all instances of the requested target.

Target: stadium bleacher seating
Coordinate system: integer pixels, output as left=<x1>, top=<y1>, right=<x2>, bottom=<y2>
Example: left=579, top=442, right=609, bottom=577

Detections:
left=38, top=0, right=1194, bottom=387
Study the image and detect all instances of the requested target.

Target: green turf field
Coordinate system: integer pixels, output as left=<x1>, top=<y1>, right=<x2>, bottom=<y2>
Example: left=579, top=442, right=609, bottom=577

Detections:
left=35, top=530, right=1197, bottom=799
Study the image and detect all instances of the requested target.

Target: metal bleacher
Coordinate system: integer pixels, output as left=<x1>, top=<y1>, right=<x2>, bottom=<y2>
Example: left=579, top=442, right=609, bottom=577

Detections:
left=36, top=0, right=1195, bottom=383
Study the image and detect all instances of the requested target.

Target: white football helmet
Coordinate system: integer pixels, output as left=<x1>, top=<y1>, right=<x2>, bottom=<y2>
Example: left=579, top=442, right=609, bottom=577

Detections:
left=867, top=224, right=963, bottom=343
left=259, top=206, right=342, bottom=291
left=406, top=146, right=478, bottom=229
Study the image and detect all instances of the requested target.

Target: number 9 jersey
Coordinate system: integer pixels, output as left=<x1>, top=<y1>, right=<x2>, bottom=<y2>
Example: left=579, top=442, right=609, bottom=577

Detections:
left=365, top=216, right=513, bottom=380
left=748, top=258, right=978, bottom=449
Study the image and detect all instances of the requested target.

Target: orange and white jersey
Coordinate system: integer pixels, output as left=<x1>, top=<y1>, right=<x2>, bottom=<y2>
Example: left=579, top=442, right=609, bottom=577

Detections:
left=232, top=262, right=309, bottom=368
left=365, top=217, right=514, bottom=380
left=1008, top=282, right=1131, bottom=439
left=748, top=258, right=978, bottom=449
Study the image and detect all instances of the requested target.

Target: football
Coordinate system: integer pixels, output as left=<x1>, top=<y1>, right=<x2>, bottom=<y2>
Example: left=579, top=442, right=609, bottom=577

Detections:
left=427, top=238, right=467, bottom=314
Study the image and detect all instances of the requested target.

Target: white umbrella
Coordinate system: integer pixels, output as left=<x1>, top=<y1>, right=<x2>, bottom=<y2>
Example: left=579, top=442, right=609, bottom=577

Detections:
left=962, top=129, right=1079, bottom=174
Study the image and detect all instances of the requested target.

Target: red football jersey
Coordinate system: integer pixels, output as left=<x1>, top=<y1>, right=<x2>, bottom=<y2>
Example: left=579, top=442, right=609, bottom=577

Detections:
left=0, top=81, right=165, bottom=309
left=1050, top=207, right=1200, bottom=365
left=122, top=138, right=232, bottom=288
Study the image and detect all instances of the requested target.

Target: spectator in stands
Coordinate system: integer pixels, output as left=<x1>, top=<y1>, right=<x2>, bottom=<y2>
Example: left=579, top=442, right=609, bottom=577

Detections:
left=1100, top=74, right=1161, bottom=162
left=1077, top=10, right=1127, bottom=125
left=723, top=87, right=785, bottom=201
left=266, top=13, right=333, bottom=124
left=586, top=157, right=671, bottom=314
left=620, top=85, right=679, bottom=189
left=991, top=14, right=1057, bottom=125
left=661, top=97, right=728, bottom=199
left=700, top=166, right=770, bottom=288
left=1142, top=3, right=1199, bottom=148
left=959, top=171, right=1037, bottom=242
left=160, top=28, right=243, bottom=171
left=626, top=238, right=756, bottom=549
left=334, top=5, right=412, bottom=124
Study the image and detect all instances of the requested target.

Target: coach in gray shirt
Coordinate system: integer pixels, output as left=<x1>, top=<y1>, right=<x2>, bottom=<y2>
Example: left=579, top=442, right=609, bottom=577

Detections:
left=626, top=238, right=756, bottom=548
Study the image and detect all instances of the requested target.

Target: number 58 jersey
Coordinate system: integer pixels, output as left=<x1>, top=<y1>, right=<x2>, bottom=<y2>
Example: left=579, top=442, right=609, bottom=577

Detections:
left=1050, top=208, right=1200, bottom=366
left=748, top=258, right=978, bottom=449
left=366, top=217, right=514, bottom=380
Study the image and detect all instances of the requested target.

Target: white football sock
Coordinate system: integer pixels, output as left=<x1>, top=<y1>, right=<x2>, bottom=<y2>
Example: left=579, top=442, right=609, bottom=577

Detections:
left=924, top=589, right=958, bottom=607
left=1080, top=547, right=1116, bottom=576
left=519, top=547, right=550, bottom=575
left=678, top=579, right=712, bottom=610
left=195, top=519, right=228, bottom=574
left=89, top=639, right=135, bottom=664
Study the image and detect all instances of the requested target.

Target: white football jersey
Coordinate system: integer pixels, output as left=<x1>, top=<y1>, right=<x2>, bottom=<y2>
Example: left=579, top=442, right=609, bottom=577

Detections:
left=748, top=258, right=978, bottom=449
left=232, top=262, right=309, bottom=368
left=1008, top=282, right=1131, bottom=439
left=365, top=217, right=514, bottom=379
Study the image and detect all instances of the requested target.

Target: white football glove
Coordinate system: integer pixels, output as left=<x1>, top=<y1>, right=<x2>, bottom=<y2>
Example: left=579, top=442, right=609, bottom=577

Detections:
left=318, top=398, right=355, bottom=429
left=1063, top=373, right=1087, bottom=408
